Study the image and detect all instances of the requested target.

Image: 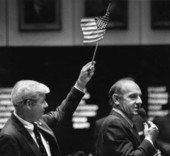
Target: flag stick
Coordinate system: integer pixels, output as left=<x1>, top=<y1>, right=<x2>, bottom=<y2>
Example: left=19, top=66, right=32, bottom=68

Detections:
left=92, top=42, right=99, bottom=62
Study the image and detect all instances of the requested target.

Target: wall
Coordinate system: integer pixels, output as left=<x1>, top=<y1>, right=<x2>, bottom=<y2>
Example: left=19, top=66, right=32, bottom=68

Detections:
left=141, top=0, right=170, bottom=45
left=0, top=0, right=7, bottom=46
left=1, top=0, right=170, bottom=46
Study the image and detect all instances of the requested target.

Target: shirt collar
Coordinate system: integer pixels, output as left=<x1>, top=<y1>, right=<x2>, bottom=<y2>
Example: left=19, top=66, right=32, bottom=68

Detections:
left=13, top=111, right=34, bottom=132
left=112, top=108, right=134, bottom=128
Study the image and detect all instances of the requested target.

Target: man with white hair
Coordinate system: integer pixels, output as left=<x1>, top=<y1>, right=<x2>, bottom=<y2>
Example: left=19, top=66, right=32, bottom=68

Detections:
left=0, top=61, right=95, bottom=156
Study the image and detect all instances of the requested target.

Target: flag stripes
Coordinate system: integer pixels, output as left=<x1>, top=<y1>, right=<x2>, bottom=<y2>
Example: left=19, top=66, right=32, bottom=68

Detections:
left=80, top=3, right=112, bottom=44
left=80, top=18, right=106, bottom=44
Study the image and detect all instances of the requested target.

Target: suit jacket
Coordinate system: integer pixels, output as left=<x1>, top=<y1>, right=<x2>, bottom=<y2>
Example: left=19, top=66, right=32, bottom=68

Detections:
left=94, top=109, right=157, bottom=156
left=0, top=87, right=84, bottom=156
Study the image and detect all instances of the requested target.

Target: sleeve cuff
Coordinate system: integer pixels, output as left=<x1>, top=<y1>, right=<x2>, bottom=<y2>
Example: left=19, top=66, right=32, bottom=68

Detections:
left=74, top=82, right=86, bottom=93
left=144, top=137, right=154, bottom=146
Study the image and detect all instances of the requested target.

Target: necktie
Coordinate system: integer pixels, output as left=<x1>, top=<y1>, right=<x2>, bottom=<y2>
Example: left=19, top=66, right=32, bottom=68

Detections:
left=133, top=124, right=138, bottom=133
left=33, top=123, right=48, bottom=156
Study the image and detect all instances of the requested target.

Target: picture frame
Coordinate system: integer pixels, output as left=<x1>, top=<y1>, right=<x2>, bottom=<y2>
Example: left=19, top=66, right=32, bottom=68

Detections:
left=151, top=0, right=170, bottom=29
left=18, top=0, right=61, bottom=31
left=85, top=0, right=128, bottom=30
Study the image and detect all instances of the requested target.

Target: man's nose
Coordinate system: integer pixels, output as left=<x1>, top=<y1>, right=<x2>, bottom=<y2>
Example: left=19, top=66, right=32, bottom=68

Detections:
left=136, top=96, right=142, bottom=104
left=43, top=101, right=48, bottom=108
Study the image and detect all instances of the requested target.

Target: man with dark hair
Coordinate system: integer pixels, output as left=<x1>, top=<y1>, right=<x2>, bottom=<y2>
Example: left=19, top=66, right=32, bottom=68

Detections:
left=94, top=77, right=159, bottom=156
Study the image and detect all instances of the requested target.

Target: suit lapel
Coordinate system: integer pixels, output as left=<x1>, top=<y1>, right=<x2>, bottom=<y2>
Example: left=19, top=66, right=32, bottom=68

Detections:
left=11, top=114, right=42, bottom=156
left=110, top=110, right=141, bottom=144
left=37, top=119, right=61, bottom=156
left=11, top=114, right=61, bottom=156
left=36, top=120, right=56, bottom=139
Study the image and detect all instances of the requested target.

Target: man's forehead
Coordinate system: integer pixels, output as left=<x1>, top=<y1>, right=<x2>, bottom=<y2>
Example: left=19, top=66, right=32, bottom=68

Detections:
left=120, top=81, right=141, bottom=94
left=37, top=93, right=46, bottom=98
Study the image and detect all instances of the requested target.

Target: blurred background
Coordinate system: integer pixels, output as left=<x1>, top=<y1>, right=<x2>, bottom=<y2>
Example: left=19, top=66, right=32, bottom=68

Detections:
left=1, top=0, right=170, bottom=156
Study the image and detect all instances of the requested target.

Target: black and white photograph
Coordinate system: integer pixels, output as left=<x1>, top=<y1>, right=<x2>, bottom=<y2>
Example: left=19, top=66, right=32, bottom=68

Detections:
left=1, top=0, right=170, bottom=156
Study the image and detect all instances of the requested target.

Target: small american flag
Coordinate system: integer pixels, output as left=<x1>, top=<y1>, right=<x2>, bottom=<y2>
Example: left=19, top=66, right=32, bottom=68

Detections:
left=80, top=3, right=112, bottom=44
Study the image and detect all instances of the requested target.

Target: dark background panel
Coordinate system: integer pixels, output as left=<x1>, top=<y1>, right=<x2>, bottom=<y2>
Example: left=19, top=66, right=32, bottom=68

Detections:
left=0, top=45, right=170, bottom=155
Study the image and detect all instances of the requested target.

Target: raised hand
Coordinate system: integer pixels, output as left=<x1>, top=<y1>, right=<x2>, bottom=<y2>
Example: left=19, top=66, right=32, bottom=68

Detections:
left=76, top=61, right=96, bottom=91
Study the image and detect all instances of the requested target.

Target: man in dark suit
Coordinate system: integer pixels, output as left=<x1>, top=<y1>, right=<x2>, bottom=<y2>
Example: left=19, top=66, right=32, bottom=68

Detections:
left=0, top=61, right=95, bottom=156
left=94, top=77, right=159, bottom=156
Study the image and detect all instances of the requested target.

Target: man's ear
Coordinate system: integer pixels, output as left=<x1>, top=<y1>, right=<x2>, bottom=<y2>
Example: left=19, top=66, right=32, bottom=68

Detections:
left=112, top=94, right=119, bottom=105
left=25, top=100, right=32, bottom=110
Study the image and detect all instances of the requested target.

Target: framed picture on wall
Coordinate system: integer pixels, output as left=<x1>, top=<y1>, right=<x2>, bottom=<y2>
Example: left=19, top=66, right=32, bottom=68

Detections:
left=18, top=0, right=61, bottom=31
left=85, top=0, right=128, bottom=29
left=151, top=0, right=170, bottom=29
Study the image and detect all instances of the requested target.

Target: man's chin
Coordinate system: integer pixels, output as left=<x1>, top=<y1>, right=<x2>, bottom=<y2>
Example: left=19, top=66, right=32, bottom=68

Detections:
left=134, top=111, right=139, bottom=116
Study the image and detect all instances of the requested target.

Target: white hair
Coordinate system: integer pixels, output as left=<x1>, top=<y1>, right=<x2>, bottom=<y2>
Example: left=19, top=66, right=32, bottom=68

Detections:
left=11, top=80, right=50, bottom=106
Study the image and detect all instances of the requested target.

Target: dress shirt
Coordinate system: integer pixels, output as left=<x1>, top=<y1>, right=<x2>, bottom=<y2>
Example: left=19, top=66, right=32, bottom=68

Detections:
left=74, top=82, right=86, bottom=93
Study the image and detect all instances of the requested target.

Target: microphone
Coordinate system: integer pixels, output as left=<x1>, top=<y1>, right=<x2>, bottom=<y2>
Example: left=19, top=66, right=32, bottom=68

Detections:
left=138, top=108, right=148, bottom=124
